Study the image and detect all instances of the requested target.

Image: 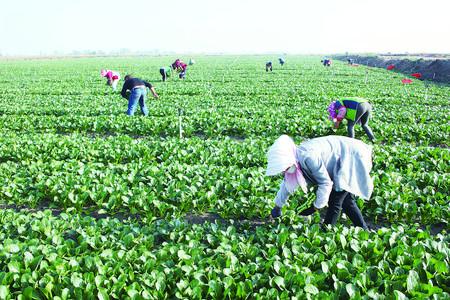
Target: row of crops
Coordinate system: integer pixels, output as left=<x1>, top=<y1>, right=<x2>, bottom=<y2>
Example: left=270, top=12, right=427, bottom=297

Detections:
left=0, top=56, right=448, bottom=298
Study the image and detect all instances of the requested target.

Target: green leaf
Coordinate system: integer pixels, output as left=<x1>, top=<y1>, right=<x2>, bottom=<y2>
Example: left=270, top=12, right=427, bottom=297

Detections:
left=304, top=284, right=319, bottom=295
left=273, top=276, right=285, bottom=289
left=321, top=262, right=329, bottom=274
left=273, top=261, right=281, bottom=274
left=339, top=234, right=347, bottom=248
left=71, top=273, right=83, bottom=288
left=98, top=288, right=109, bottom=300
left=0, top=285, right=9, bottom=299
left=5, top=244, right=20, bottom=254
left=22, top=286, right=39, bottom=299
left=407, top=270, right=419, bottom=292
left=177, top=249, right=191, bottom=260
left=434, top=261, right=447, bottom=273
left=127, top=289, right=139, bottom=298
left=123, top=233, right=134, bottom=247
left=7, top=261, right=21, bottom=273
left=155, top=278, right=165, bottom=292
left=61, top=288, right=69, bottom=300
left=394, top=290, right=408, bottom=300
left=346, top=283, right=357, bottom=298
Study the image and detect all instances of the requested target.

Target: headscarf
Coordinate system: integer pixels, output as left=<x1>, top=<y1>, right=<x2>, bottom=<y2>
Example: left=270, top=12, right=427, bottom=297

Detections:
left=328, top=101, right=338, bottom=120
left=100, top=69, right=107, bottom=77
left=266, top=135, right=307, bottom=193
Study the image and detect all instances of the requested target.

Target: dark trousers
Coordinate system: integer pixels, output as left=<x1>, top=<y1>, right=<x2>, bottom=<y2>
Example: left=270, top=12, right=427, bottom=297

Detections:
left=347, top=102, right=375, bottom=141
left=324, top=190, right=367, bottom=229
left=160, top=68, right=166, bottom=82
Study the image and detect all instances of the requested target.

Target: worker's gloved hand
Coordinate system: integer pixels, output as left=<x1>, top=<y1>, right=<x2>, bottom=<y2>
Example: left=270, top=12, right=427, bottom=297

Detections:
left=299, top=205, right=316, bottom=216
left=271, top=206, right=282, bottom=218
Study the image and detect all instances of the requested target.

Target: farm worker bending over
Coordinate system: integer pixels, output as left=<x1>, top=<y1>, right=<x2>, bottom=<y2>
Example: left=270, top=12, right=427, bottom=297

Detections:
left=266, top=61, right=273, bottom=72
left=267, top=135, right=373, bottom=229
left=171, top=59, right=188, bottom=79
left=101, top=69, right=120, bottom=91
left=328, top=97, right=375, bottom=141
left=159, top=66, right=172, bottom=82
left=279, top=58, right=285, bottom=66
left=322, top=58, right=332, bottom=67
left=120, top=75, right=158, bottom=116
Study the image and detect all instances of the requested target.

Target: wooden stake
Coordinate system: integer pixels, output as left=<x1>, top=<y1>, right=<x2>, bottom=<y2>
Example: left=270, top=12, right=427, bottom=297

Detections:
left=424, top=83, right=430, bottom=101
left=178, top=108, right=183, bottom=138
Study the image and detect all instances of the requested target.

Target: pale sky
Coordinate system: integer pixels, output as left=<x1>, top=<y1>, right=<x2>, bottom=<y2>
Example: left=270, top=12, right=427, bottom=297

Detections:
left=1, top=0, right=449, bottom=55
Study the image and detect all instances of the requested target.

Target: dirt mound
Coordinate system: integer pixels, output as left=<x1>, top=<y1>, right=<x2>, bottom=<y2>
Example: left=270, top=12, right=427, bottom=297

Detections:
left=335, top=55, right=450, bottom=83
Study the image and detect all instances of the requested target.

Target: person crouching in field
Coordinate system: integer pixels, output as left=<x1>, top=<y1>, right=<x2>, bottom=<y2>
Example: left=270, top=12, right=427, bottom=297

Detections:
left=266, top=61, right=273, bottom=72
left=159, top=66, right=172, bottom=82
left=267, top=135, right=372, bottom=229
left=171, top=59, right=188, bottom=79
left=101, top=69, right=120, bottom=91
left=328, top=97, right=375, bottom=141
left=279, top=58, right=285, bottom=66
left=322, top=58, right=332, bottom=67
left=120, top=75, right=158, bottom=116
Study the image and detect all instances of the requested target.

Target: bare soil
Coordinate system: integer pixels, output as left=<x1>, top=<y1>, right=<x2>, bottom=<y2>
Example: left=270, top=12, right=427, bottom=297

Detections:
left=1, top=203, right=447, bottom=235
left=334, top=55, right=450, bottom=83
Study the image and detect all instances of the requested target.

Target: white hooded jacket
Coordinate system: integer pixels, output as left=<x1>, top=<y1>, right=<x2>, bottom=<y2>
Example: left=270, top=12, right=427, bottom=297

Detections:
left=273, top=135, right=373, bottom=209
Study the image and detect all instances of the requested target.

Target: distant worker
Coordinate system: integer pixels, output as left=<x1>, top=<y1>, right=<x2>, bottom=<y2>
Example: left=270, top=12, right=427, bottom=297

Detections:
left=172, top=59, right=188, bottom=79
left=101, top=69, right=120, bottom=91
left=159, top=66, right=172, bottom=82
left=347, top=58, right=354, bottom=65
left=267, top=135, right=372, bottom=229
left=189, top=58, right=195, bottom=65
left=120, top=75, right=158, bottom=116
left=328, top=97, right=375, bottom=141
left=266, top=61, right=273, bottom=72
left=322, top=58, right=332, bottom=67
left=278, top=58, right=285, bottom=66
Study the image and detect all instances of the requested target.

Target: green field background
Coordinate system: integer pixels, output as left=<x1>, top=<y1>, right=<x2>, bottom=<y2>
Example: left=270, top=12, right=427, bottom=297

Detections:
left=0, top=56, right=448, bottom=299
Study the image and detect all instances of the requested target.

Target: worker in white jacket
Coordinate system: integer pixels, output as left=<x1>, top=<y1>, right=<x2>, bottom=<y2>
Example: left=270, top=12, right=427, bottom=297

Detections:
left=266, top=135, right=373, bottom=229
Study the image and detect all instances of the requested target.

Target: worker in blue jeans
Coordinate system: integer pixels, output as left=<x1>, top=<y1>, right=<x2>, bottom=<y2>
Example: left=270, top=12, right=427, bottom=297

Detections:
left=120, top=75, right=159, bottom=116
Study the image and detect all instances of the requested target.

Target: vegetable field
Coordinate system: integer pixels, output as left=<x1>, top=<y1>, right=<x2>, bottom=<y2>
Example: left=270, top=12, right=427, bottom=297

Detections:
left=0, top=56, right=449, bottom=299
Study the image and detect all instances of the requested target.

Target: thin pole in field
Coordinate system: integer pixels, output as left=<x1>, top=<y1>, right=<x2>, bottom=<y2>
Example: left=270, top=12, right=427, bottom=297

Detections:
left=178, top=108, right=184, bottom=138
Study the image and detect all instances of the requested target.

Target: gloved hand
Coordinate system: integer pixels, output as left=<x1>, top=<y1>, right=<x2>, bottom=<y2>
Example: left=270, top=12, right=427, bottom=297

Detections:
left=271, top=206, right=282, bottom=218
left=299, top=205, right=316, bottom=216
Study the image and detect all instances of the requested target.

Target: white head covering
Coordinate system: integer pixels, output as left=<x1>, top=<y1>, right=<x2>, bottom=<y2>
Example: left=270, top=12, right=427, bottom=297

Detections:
left=266, top=135, right=308, bottom=193
left=266, top=135, right=297, bottom=176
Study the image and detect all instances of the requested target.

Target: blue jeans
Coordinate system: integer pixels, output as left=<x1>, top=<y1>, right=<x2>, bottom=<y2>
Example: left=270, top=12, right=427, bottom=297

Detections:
left=127, top=87, right=148, bottom=116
